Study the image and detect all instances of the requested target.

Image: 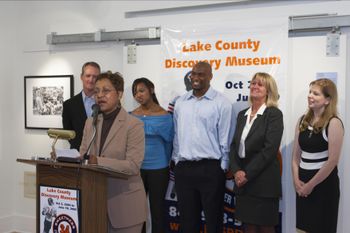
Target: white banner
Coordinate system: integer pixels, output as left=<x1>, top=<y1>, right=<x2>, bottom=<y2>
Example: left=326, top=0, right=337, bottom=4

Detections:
left=160, top=19, right=288, bottom=116
left=161, top=19, right=288, bottom=233
left=40, top=186, right=80, bottom=233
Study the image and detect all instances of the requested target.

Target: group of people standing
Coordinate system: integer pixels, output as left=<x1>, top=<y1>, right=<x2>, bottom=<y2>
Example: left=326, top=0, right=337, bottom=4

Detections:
left=62, top=61, right=344, bottom=233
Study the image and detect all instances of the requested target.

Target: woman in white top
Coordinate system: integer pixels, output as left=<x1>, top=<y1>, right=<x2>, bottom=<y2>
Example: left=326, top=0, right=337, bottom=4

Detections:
left=229, top=72, right=283, bottom=233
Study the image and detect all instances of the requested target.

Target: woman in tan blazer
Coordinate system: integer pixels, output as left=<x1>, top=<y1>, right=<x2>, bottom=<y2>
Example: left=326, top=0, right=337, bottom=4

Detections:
left=80, top=71, right=147, bottom=233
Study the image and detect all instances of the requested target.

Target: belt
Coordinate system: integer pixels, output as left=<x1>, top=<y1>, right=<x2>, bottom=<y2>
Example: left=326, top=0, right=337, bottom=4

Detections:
left=180, top=158, right=219, bottom=163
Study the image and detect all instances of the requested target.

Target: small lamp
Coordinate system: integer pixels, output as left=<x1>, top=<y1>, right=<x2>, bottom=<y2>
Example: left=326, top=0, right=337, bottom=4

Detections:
left=47, top=129, right=76, bottom=160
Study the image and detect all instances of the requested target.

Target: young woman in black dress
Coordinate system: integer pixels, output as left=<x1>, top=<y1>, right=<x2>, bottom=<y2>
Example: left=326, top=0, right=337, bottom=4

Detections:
left=292, top=78, right=344, bottom=233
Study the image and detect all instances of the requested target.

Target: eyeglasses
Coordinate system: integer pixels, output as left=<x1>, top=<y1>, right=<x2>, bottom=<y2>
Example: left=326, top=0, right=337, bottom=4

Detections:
left=94, top=88, right=115, bottom=96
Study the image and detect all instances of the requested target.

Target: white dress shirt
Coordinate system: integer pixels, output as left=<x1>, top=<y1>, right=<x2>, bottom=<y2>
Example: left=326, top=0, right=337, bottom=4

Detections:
left=172, top=86, right=234, bottom=170
left=238, top=104, right=266, bottom=158
left=82, top=91, right=95, bottom=117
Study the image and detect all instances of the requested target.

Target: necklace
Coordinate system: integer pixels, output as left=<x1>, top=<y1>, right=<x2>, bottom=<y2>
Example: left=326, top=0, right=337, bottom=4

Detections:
left=307, top=125, right=313, bottom=138
left=140, top=111, right=150, bottom=117
left=139, top=105, right=158, bottom=117
left=308, top=116, right=319, bottom=138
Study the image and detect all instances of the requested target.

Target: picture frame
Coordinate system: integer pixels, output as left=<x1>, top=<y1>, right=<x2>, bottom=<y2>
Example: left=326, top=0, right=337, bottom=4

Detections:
left=24, top=75, right=74, bottom=129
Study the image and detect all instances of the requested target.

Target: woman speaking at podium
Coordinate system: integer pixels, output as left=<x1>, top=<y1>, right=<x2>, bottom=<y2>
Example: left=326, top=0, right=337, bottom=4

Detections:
left=80, top=71, right=146, bottom=233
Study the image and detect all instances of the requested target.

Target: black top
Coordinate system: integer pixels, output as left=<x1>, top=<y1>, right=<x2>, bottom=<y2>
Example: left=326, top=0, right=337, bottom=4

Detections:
left=99, top=107, right=121, bottom=155
left=299, top=127, right=328, bottom=153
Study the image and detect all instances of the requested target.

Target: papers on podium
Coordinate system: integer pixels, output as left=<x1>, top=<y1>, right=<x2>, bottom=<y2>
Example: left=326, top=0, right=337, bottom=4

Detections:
left=55, top=149, right=81, bottom=163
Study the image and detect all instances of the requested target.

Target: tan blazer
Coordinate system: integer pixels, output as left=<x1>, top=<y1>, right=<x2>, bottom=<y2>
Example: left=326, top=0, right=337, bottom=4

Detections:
left=80, top=108, right=147, bottom=229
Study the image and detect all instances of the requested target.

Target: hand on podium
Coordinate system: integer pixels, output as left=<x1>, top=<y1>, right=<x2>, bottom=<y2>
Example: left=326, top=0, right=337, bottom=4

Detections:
left=50, top=151, right=56, bottom=160
left=88, top=155, right=98, bottom=165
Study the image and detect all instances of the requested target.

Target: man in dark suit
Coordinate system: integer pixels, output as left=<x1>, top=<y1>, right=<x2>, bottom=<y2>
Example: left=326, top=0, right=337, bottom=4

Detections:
left=62, top=61, right=101, bottom=150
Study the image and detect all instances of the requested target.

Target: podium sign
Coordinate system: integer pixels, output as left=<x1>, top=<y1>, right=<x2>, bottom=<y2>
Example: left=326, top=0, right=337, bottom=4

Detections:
left=40, top=185, right=80, bottom=233
left=17, top=158, right=129, bottom=233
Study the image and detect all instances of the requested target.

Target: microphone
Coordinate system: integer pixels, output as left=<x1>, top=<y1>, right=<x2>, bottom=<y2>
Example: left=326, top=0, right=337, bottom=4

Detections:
left=91, top=104, right=100, bottom=126
left=83, top=104, right=100, bottom=164
left=47, top=129, right=76, bottom=140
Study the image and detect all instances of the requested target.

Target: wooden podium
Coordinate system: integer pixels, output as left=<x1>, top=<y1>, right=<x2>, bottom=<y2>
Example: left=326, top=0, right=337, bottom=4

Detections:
left=17, top=158, right=129, bottom=233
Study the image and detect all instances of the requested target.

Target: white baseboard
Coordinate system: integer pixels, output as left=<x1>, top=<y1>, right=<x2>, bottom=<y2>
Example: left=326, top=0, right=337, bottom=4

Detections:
left=0, top=215, right=13, bottom=233
left=0, top=215, right=35, bottom=233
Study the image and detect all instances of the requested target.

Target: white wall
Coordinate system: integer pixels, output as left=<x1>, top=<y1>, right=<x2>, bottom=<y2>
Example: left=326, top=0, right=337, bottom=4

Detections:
left=287, top=35, right=347, bottom=233
left=342, top=32, right=350, bottom=233
left=0, top=1, right=349, bottom=232
left=0, top=2, right=21, bottom=232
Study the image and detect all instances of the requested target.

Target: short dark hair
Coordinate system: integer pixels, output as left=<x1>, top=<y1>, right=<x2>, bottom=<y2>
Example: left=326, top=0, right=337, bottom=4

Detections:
left=194, top=61, right=212, bottom=74
left=132, top=77, right=159, bottom=105
left=81, top=61, right=101, bottom=76
left=96, top=71, right=124, bottom=92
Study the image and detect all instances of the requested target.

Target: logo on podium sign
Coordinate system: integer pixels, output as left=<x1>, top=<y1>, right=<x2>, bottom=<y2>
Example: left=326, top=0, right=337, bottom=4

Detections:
left=53, top=214, right=78, bottom=233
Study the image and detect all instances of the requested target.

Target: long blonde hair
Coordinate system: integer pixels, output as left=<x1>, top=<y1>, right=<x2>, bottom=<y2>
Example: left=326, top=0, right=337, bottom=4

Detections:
left=249, top=72, right=279, bottom=107
left=300, top=78, right=338, bottom=133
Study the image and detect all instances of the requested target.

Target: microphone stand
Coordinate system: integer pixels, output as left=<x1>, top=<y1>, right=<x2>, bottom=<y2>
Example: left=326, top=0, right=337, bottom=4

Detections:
left=82, top=104, right=100, bottom=165
left=83, top=125, right=97, bottom=165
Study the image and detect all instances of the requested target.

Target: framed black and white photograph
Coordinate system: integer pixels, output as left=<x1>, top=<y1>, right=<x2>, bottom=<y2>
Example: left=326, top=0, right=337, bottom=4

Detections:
left=25, top=75, right=74, bottom=129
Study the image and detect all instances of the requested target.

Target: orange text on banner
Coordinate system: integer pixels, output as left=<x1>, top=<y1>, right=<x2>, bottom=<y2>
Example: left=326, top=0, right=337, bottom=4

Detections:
left=164, top=55, right=281, bottom=71
left=181, top=39, right=261, bottom=53
left=165, top=58, right=221, bottom=70
left=225, top=56, right=280, bottom=66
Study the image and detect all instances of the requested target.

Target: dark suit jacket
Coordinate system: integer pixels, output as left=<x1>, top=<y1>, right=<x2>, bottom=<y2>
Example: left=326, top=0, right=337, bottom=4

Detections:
left=229, top=106, right=283, bottom=198
left=80, top=108, right=147, bottom=228
left=62, top=92, right=87, bottom=150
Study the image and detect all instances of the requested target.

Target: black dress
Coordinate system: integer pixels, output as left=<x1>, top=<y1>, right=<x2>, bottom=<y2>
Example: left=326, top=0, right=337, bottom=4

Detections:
left=296, top=123, right=340, bottom=233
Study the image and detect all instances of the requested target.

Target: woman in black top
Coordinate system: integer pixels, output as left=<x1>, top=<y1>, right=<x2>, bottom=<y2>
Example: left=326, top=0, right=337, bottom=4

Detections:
left=292, top=78, right=344, bottom=233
